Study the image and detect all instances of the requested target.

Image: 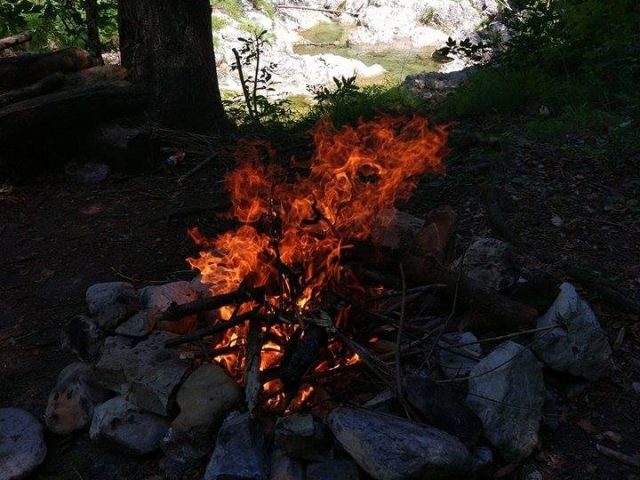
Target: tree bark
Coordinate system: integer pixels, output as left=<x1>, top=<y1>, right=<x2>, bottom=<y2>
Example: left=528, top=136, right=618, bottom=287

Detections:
left=0, top=31, right=32, bottom=51
left=83, top=0, right=103, bottom=63
left=0, top=47, right=93, bottom=92
left=117, top=0, right=230, bottom=132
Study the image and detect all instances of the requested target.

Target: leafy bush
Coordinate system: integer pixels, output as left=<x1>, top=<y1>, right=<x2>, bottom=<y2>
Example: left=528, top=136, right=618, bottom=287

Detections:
left=440, top=0, right=640, bottom=130
left=0, top=0, right=118, bottom=51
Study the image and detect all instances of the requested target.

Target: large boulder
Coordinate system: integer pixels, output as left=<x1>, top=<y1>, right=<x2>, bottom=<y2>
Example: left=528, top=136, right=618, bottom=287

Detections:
left=0, top=408, right=47, bottom=480
left=533, top=282, right=612, bottom=381
left=466, top=341, right=544, bottom=462
left=327, top=407, right=472, bottom=480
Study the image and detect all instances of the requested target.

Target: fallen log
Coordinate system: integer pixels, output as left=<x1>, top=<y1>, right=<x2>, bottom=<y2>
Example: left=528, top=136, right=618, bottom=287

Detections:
left=405, top=255, right=538, bottom=332
left=0, top=72, right=64, bottom=109
left=0, top=80, right=146, bottom=145
left=0, top=47, right=93, bottom=91
left=0, top=31, right=32, bottom=51
left=64, top=65, right=127, bottom=88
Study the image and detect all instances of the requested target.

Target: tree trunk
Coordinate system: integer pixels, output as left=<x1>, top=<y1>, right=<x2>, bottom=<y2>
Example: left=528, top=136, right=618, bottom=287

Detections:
left=117, top=0, right=230, bottom=132
left=83, top=0, right=103, bottom=63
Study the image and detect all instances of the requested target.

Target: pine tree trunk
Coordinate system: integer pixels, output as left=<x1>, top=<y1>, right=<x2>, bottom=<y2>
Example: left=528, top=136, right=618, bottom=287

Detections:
left=117, top=0, right=230, bottom=132
left=84, top=0, right=103, bottom=63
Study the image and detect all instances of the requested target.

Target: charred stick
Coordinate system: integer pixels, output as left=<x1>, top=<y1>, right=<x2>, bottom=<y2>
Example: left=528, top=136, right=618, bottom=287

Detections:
left=164, top=311, right=257, bottom=347
left=159, top=286, right=260, bottom=323
left=245, top=318, right=262, bottom=413
left=280, top=324, right=327, bottom=393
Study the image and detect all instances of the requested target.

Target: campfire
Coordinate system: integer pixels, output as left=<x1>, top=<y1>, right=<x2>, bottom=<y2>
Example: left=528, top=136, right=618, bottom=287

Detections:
left=172, top=115, right=447, bottom=412
left=44, top=113, right=612, bottom=480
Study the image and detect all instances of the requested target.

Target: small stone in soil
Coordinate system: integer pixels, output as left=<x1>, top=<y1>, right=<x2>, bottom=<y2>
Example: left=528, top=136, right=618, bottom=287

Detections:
left=89, top=396, right=169, bottom=455
left=44, top=362, right=111, bottom=434
left=63, top=314, right=102, bottom=360
left=203, top=411, right=267, bottom=480
left=306, top=458, right=360, bottom=480
left=0, top=408, right=47, bottom=480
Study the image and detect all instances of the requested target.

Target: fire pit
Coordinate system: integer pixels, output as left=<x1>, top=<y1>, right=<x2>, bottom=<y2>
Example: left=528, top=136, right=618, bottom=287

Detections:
left=34, top=115, right=611, bottom=480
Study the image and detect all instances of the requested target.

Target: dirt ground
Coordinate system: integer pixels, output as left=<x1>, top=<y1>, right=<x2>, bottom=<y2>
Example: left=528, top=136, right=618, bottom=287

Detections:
left=1, top=116, right=639, bottom=479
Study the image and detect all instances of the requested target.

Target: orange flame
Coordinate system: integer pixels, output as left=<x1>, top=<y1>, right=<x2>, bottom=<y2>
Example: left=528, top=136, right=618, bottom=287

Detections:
left=187, top=115, right=447, bottom=409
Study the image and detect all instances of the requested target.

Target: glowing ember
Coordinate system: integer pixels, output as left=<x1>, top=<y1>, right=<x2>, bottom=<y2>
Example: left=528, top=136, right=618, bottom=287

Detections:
left=187, top=115, right=447, bottom=410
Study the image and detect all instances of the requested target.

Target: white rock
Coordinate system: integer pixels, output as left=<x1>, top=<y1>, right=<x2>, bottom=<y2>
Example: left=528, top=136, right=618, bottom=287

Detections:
left=466, top=341, right=544, bottom=462
left=533, top=282, right=612, bottom=381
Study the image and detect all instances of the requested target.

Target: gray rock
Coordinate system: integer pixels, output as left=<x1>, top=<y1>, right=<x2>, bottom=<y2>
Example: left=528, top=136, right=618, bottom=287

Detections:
left=403, top=69, right=474, bottom=99
left=124, top=331, right=190, bottom=416
left=86, top=281, right=139, bottom=331
left=361, top=390, right=398, bottom=413
left=404, top=374, right=483, bottom=447
left=172, top=364, right=242, bottom=432
left=457, top=238, right=519, bottom=291
left=306, top=459, right=359, bottom=480
left=160, top=428, right=211, bottom=480
left=95, top=335, right=135, bottom=394
left=115, top=311, right=152, bottom=338
left=533, top=282, right=612, bottom=381
left=466, top=341, right=544, bottom=462
left=270, top=450, right=305, bottom=480
left=140, top=281, right=198, bottom=328
left=274, top=413, right=331, bottom=461
left=0, top=408, right=47, bottom=480
left=89, top=396, right=169, bottom=455
left=471, top=446, right=493, bottom=471
left=45, top=362, right=111, bottom=434
left=67, top=162, right=110, bottom=184
left=204, top=411, right=267, bottom=480
left=326, top=407, right=472, bottom=480
left=438, top=332, right=482, bottom=379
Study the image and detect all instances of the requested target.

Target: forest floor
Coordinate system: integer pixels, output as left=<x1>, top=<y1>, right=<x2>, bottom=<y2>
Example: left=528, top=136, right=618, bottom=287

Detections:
left=1, top=113, right=639, bottom=479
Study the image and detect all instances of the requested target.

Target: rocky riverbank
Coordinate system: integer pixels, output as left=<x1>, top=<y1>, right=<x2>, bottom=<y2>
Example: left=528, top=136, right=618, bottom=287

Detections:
left=212, top=0, right=509, bottom=96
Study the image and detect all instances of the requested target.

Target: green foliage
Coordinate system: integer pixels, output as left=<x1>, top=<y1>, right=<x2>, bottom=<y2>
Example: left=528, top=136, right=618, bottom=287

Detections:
left=224, top=30, right=293, bottom=132
left=213, top=0, right=244, bottom=20
left=439, top=0, right=640, bottom=136
left=303, top=75, right=423, bottom=129
left=0, top=0, right=118, bottom=51
left=251, top=0, right=276, bottom=19
left=419, top=7, right=436, bottom=26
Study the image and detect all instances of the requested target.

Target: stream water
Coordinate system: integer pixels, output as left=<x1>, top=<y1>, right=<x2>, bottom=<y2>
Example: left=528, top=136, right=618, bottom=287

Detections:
left=293, top=21, right=439, bottom=83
